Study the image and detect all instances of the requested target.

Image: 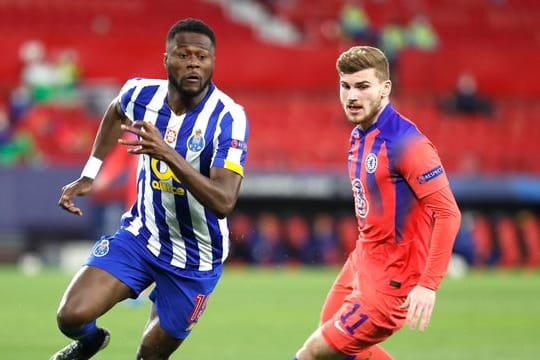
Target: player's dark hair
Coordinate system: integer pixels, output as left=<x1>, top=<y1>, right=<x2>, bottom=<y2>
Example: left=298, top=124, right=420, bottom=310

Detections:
left=166, top=18, right=216, bottom=47
left=336, top=46, right=389, bottom=81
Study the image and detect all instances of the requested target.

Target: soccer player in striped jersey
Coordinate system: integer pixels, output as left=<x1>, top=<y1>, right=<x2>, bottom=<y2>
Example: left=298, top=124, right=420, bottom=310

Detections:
left=52, top=18, right=249, bottom=360
left=294, top=46, right=461, bottom=359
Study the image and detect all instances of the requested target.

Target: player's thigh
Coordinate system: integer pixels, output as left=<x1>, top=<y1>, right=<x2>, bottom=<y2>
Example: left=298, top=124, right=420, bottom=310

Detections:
left=60, top=234, right=153, bottom=316
left=58, top=265, right=133, bottom=320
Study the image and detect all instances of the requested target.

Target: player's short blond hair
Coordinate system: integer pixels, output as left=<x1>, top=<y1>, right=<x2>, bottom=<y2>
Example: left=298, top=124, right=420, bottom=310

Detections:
left=336, top=46, right=390, bottom=81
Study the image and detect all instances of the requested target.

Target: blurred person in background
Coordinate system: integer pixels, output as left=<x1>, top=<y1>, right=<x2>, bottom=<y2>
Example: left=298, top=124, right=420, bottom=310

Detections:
left=294, top=46, right=461, bottom=360
left=377, top=15, right=407, bottom=92
left=312, top=212, right=341, bottom=265
left=284, top=214, right=320, bottom=265
left=52, top=18, right=249, bottom=360
left=440, top=71, right=495, bottom=117
left=339, top=0, right=378, bottom=46
left=251, top=212, right=288, bottom=265
left=406, top=14, right=439, bottom=51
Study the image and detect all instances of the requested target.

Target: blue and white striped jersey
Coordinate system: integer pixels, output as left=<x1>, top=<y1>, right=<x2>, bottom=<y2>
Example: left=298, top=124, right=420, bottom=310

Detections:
left=116, top=78, right=249, bottom=271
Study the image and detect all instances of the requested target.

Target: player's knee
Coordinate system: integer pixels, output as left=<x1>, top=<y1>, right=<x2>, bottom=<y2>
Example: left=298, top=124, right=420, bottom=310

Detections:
left=296, top=333, right=344, bottom=360
left=296, top=344, right=326, bottom=360
left=136, top=332, right=183, bottom=360
left=56, top=303, right=93, bottom=330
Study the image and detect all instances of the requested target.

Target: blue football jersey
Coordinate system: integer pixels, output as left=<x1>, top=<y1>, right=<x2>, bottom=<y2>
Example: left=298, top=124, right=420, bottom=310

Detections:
left=116, top=78, right=249, bottom=271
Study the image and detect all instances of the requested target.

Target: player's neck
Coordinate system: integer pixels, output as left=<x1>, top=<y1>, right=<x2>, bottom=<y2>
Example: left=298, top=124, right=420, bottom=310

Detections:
left=167, top=87, right=209, bottom=115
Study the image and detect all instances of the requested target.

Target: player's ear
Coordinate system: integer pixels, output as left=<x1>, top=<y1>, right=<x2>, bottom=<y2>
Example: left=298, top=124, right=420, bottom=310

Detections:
left=382, top=80, right=392, bottom=97
left=163, top=52, right=168, bottom=69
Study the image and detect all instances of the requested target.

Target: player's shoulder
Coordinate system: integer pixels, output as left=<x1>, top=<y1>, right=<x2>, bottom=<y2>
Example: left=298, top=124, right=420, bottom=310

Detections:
left=212, top=86, right=247, bottom=119
left=120, top=77, right=167, bottom=93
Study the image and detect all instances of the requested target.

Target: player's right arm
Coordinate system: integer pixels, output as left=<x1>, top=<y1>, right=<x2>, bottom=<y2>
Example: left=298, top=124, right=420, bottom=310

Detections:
left=58, top=99, right=129, bottom=216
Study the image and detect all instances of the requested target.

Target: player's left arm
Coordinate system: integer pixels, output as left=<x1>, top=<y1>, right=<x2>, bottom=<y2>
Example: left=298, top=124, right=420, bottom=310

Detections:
left=396, top=135, right=461, bottom=331
left=119, top=121, right=243, bottom=219
left=401, top=185, right=461, bottom=331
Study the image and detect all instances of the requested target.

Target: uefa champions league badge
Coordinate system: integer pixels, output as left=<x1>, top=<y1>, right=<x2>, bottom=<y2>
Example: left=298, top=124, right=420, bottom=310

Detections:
left=187, top=129, right=205, bottom=152
left=93, top=239, right=110, bottom=257
left=365, top=153, right=378, bottom=173
left=417, top=165, right=443, bottom=184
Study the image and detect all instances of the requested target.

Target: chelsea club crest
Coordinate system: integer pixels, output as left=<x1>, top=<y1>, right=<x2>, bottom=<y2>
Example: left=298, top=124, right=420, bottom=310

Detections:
left=187, top=129, right=205, bottom=152
left=365, top=153, right=378, bottom=173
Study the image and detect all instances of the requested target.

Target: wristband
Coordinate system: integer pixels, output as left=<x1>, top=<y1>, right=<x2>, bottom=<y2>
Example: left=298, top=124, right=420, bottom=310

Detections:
left=81, top=156, right=103, bottom=180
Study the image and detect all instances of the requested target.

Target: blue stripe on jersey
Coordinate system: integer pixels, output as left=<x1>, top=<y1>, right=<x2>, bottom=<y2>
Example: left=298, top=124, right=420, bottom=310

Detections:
left=155, top=96, right=172, bottom=130
left=354, top=130, right=365, bottom=227
left=200, top=100, right=223, bottom=177
left=119, top=86, right=136, bottom=114
left=365, top=135, right=383, bottom=215
left=134, top=86, right=159, bottom=120
left=394, top=176, right=415, bottom=243
left=355, top=131, right=364, bottom=183
left=381, top=114, right=421, bottom=243
left=212, top=111, right=233, bottom=168
left=347, top=132, right=358, bottom=175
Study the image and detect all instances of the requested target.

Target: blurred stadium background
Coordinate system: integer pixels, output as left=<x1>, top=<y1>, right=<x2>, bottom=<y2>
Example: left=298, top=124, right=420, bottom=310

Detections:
left=0, top=0, right=539, bottom=358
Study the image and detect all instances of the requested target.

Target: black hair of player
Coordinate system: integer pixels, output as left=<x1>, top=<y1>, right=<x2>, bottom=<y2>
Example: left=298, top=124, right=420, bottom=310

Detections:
left=166, top=18, right=216, bottom=47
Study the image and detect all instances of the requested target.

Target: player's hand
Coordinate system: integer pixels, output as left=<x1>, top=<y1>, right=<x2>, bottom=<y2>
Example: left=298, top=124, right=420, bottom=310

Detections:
left=58, top=177, right=94, bottom=216
left=118, top=121, right=172, bottom=161
left=400, top=285, right=436, bottom=332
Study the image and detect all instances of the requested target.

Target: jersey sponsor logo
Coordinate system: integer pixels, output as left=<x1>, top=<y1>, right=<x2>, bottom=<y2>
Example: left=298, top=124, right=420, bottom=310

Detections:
left=92, top=239, right=110, bottom=257
left=352, top=178, right=369, bottom=218
left=150, top=158, right=185, bottom=195
left=417, top=165, right=444, bottom=184
left=165, top=128, right=177, bottom=144
left=187, top=129, right=205, bottom=152
left=151, top=180, right=185, bottom=195
left=365, top=152, right=378, bottom=173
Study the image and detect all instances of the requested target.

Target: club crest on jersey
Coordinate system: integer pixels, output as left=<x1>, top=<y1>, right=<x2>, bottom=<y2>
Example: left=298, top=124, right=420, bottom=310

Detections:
left=417, top=165, right=444, bottom=184
left=165, top=128, right=177, bottom=145
left=92, top=239, right=110, bottom=257
left=187, top=129, right=205, bottom=152
left=365, top=153, right=378, bottom=173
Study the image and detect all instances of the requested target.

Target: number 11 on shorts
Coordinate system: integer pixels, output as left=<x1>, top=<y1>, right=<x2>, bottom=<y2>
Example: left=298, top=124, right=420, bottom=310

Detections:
left=340, top=303, right=369, bottom=335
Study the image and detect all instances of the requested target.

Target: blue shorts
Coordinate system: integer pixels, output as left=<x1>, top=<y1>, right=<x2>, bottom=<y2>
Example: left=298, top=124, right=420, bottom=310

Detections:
left=85, top=230, right=222, bottom=339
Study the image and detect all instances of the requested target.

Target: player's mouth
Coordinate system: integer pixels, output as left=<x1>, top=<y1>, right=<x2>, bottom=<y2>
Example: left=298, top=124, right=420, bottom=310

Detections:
left=347, top=104, right=364, bottom=114
left=184, top=73, right=202, bottom=83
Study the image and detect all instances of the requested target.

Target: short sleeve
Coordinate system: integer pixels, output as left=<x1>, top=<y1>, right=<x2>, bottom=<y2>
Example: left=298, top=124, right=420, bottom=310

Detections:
left=211, top=106, right=249, bottom=177
left=117, top=78, right=141, bottom=118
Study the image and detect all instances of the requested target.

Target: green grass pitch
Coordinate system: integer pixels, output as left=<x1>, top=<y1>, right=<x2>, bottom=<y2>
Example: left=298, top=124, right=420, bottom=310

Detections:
left=1, top=265, right=539, bottom=359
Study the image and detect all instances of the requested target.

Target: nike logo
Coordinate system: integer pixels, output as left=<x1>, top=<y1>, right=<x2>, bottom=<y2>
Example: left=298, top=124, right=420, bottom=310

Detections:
left=334, top=320, right=347, bottom=334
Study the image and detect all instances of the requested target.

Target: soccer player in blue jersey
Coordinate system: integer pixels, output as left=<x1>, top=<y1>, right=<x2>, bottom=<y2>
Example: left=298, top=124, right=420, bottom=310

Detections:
left=51, top=18, right=249, bottom=359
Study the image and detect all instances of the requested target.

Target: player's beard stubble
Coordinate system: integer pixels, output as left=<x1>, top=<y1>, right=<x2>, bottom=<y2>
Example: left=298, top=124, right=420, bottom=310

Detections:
left=168, top=71, right=213, bottom=98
